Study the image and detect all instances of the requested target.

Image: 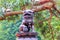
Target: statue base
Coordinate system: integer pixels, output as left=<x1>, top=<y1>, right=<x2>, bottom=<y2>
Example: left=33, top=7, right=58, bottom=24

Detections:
left=16, top=32, right=38, bottom=40
left=16, top=37, right=38, bottom=40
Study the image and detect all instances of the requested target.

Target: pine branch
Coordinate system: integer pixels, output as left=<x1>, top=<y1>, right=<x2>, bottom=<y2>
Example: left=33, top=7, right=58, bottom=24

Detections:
left=0, top=11, right=23, bottom=20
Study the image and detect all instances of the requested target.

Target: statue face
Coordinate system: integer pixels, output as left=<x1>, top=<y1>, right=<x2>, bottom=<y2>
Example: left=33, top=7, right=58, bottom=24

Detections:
left=23, top=10, right=34, bottom=25
left=23, top=10, right=34, bottom=19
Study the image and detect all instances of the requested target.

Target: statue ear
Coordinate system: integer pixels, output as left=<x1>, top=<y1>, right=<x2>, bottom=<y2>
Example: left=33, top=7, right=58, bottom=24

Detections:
left=33, top=11, right=35, bottom=13
left=31, top=11, right=34, bottom=14
left=23, top=10, right=26, bottom=13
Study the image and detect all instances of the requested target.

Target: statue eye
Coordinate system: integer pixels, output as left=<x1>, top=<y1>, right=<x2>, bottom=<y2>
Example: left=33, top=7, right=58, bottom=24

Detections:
left=29, top=11, right=32, bottom=13
left=29, top=11, right=34, bottom=13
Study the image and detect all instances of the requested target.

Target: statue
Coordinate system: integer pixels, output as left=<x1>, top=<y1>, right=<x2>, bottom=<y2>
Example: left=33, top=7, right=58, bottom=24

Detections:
left=16, top=10, right=38, bottom=40
left=19, top=10, right=35, bottom=33
left=16, top=10, right=37, bottom=38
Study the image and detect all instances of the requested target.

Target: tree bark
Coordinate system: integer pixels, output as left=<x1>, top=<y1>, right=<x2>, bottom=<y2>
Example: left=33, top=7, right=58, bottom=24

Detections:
left=0, top=11, right=23, bottom=20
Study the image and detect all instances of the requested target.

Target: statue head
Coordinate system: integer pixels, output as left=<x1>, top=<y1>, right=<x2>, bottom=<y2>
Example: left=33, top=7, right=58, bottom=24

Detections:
left=23, top=10, right=34, bottom=23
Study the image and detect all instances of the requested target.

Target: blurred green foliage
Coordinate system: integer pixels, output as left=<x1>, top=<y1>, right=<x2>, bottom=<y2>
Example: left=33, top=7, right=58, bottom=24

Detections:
left=0, top=0, right=60, bottom=40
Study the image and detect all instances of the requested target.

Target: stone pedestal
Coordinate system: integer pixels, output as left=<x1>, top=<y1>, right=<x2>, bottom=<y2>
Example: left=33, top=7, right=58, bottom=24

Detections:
left=16, top=37, right=38, bottom=40
left=16, top=32, right=38, bottom=40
